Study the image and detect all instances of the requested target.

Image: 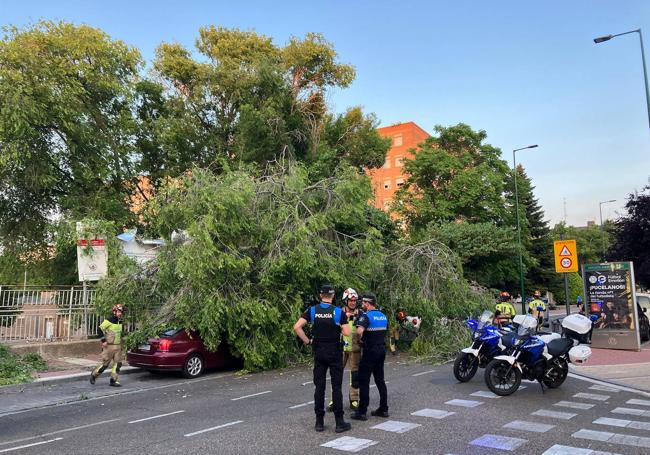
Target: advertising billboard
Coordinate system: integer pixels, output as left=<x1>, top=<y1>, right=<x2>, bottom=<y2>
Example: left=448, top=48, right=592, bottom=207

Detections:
left=583, top=262, right=640, bottom=351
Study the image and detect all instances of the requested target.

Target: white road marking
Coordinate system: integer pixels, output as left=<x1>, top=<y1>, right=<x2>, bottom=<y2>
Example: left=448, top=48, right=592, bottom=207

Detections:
left=128, top=410, right=185, bottom=423
left=302, top=377, right=331, bottom=386
left=469, top=434, right=527, bottom=451
left=411, top=408, right=455, bottom=419
left=370, top=420, right=421, bottom=433
left=184, top=420, right=243, bottom=437
left=594, top=416, right=650, bottom=431
left=573, top=392, right=610, bottom=401
left=0, top=438, right=63, bottom=453
left=470, top=391, right=501, bottom=399
left=611, top=407, right=650, bottom=417
left=321, top=436, right=379, bottom=452
left=627, top=398, right=650, bottom=407
left=541, top=444, right=621, bottom=455
left=444, top=399, right=483, bottom=408
left=231, top=391, right=271, bottom=401
left=411, top=370, right=435, bottom=377
left=554, top=401, right=595, bottom=410
left=289, top=400, right=314, bottom=409
left=503, top=420, right=554, bottom=433
left=531, top=409, right=577, bottom=420
left=0, top=419, right=121, bottom=447
left=568, top=372, right=650, bottom=398
left=590, top=384, right=620, bottom=393
left=573, top=428, right=650, bottom=449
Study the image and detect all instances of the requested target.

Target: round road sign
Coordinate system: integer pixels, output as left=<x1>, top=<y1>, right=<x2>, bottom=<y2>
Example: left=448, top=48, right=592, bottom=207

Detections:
left=560, top=258, right=572, bottom=268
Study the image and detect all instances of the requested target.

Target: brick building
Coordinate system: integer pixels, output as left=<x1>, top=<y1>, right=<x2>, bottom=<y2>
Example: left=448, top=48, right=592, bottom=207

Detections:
left=368, top=122, right=430, bottom=212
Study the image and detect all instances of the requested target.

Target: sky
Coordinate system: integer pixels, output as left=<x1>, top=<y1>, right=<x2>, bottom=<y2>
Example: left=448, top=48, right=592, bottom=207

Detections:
left=2, top=0, right=650, bottom=226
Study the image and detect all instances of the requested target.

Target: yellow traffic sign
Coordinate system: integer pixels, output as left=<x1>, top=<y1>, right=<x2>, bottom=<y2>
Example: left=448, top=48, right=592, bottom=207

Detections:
left=554, top=239, right=578, bottom=273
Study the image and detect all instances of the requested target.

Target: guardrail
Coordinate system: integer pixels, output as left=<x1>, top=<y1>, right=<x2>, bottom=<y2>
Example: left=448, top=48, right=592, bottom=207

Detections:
left=0, top=286, right=98, bottom=342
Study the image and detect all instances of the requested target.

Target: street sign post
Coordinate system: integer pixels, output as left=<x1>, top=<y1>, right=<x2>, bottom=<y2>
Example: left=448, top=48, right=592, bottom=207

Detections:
left=582, top=262, right=641, bottom=351
left=554, top=239, right=578, bottom=315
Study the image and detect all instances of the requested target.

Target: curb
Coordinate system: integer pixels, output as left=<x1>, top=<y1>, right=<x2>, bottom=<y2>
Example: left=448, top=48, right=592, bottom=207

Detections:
left=568, top=370, right=650, bottom=397
left=0, top=366, right=143, bottom=393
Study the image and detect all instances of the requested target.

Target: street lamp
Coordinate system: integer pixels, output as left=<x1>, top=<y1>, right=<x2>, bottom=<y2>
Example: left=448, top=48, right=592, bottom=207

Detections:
left=594, top=29, right=650, bottom=132
left=513, top=144, right=538, bottom=314
left=599, top=199, right=616, bottom=259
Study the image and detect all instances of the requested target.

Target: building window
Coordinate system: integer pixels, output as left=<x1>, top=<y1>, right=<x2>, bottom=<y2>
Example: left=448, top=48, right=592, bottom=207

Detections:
left=393, top=135, right=403, bottom=147
left=396, top=178, right=404, bottom=188
left=395, top=156, right=404, bottom=167
left=382, top=158, right=391, bottom=169
left=383, top=180, right=391, bottom=190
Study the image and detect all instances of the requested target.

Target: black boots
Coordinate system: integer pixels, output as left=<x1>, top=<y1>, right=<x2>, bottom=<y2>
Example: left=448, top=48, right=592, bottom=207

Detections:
left=335, top=415, right=352, bottom=433
left=371, top=408, right=389, bottom=418
left=350, top=411, right=367, bottom=421
left=109, top=378, right=121, bottom=387
left=89, top=373, right=96, bottom=385
left=315, top=415, right=325, bottom=432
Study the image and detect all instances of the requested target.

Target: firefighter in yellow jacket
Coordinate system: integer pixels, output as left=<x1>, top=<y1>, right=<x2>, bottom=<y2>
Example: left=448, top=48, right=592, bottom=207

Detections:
left=328, top=288, right=361, bottom=411
left=90, top=304, right=125, bottom=387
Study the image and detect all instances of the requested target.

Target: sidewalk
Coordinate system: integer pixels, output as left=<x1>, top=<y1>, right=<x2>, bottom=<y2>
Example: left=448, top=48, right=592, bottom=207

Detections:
left=570, top=343, right=650, bottom=392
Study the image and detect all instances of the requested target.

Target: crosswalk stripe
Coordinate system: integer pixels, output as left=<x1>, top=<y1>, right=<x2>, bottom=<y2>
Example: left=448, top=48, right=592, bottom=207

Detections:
left=573, top=392, right=610, bottom=401
left=411, top=409, right=455, bottom=419
left=594, top=417, right=650, bottom=431
left=469, top=434, right=527, bottom=451
left=503, top=420, right=555, bottom=433
left=321, top=436, right=378, bottom=452
left=554, top=401, right=595, bottom=410
left=532, top=409, right=577, bottom=420
left=370, top=420, right=421, bottom=433
left=541, top=444, right=621, bottom=455
left=627, top=398, right=650, bottom=407
left=573, top=428, right=650, bottom=449
left=590, top=385, right=621, bottom=393
left=470, top=390, right=501, bottom=399
left=445, top=399, right=483, bottom=408
left=611, top=407, right=650, bottom=418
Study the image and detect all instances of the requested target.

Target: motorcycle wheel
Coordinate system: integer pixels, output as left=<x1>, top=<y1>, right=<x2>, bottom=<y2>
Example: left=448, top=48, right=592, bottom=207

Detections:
left=485, top=359, right=521, bottom=396
left=453, top=352, right=479, bottom=382
left=543, top=359, right=569, bottom=389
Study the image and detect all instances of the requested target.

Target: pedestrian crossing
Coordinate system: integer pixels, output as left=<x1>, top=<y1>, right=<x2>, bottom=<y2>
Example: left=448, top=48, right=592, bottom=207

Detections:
left=319, top=368, right=649, bottom=454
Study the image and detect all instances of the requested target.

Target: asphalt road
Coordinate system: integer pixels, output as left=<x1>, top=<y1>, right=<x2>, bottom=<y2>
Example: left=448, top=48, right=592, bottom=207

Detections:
left=1, top=356, right=650, bottom=454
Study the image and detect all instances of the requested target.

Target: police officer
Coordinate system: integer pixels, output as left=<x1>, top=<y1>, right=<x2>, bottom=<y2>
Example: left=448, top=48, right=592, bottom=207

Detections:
left=495, top=291, right=516, bottom=326
left=90, top=304, right=125, bottom=387
left=293, top=284, right=352, bottom=433
left=528, top=290, right=547, bottom=328
left=351, top=293, right=389, bottom=421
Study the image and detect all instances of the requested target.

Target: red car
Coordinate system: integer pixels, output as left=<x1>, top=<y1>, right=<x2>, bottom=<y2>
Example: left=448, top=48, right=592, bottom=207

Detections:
left=127, top=328, right=232, bottom=378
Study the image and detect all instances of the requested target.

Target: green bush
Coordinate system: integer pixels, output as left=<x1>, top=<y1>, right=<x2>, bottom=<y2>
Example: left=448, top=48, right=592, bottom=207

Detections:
left=0, top=345, right=47, bottom=386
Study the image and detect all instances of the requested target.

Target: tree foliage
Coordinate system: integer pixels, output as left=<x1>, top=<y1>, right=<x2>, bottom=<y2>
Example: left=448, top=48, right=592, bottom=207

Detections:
left=609, top=183, right=650, bottom=288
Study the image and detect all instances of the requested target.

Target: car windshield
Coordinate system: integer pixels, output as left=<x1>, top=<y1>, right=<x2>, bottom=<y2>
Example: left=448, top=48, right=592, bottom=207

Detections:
left=517, top=315, right=537, bottom=337
left=160, top=328, right=182, bottom=338
left=477, top=310, right=494, bottom=329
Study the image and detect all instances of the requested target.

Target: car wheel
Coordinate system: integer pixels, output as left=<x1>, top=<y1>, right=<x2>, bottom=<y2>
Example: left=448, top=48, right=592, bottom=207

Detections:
left=183, top=354, right=204, bottom=379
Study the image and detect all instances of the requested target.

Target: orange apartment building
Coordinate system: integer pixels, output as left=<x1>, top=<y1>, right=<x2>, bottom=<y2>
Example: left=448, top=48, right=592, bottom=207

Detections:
left=368, top=122, right=430, bottom=212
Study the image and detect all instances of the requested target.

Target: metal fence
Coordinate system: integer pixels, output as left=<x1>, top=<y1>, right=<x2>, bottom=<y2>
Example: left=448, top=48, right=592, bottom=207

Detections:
left=0, top=285, right=98, bottom=342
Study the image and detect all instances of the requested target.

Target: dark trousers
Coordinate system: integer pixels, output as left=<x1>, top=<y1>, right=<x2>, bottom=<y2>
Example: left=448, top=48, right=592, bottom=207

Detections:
left=313, top=342, right=344, bottom=417
left=358, top=345, right=388, bottom=414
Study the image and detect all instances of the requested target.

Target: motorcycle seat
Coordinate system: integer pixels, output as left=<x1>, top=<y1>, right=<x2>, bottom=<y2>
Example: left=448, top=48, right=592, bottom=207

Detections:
left=547, top=338, right=573, bottom=357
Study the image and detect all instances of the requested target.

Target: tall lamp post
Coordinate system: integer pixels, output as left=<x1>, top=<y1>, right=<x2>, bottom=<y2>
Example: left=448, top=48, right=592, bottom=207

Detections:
left=599, top=199, right=616, bottom=259
left=594, top=29, right=650, bottom=132
left=513, top=144, right=539, bottom=314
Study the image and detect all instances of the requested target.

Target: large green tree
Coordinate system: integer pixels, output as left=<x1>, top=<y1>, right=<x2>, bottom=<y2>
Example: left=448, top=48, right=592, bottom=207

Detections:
left=0, top=21, right=142, bottom=254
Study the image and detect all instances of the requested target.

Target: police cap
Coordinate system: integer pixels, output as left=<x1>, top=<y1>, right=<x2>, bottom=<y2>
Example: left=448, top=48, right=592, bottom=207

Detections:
left=319, top=284, right=335, bottom=295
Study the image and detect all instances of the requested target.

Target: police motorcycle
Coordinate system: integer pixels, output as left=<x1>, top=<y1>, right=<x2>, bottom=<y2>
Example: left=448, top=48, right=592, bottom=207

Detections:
left=453, top=310, right=512, bottom=382
left=483, top=313, right=594, bottom=396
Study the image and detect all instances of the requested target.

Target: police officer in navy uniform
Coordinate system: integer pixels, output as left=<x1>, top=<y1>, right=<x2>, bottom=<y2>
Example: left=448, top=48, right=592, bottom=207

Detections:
left=351, top=293, right=389, bottom=421
left=293, top=284, right=352, bottom=433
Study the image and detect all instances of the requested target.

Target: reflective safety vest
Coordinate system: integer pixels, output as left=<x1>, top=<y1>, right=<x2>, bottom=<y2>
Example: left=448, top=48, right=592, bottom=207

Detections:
left=495, top=302, right=516, bottom=319
left=100, top=317, right=123, bottom=345
left=529, top=299, right=547, bottom=313
left=342, top=313, right=359, bottom=352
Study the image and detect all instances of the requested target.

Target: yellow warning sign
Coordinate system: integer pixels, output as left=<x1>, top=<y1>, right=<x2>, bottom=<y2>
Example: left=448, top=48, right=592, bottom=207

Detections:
left=554, top=240, right=578, bottom=273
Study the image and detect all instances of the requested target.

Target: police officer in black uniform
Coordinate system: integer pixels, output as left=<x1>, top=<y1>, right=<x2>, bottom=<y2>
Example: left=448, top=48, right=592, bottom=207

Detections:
left=351, top=293, right=389, bottom=421
left=293, top=284, right=352, bottom=433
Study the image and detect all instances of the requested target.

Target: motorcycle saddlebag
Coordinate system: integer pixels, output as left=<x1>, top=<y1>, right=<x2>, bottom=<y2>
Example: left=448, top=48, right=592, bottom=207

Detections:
left=568, top=345, right=592, bottom=364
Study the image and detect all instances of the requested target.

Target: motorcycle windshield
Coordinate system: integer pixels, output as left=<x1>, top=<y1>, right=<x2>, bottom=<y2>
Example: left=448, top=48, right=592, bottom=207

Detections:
left=477, top=310, right=494, bottom=330
left=517, top=315, right=537, bottom=337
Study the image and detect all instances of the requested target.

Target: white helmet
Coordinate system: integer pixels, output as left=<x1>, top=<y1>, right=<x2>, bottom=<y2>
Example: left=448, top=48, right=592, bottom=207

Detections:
left=342, top=288, right=358, bottom=303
